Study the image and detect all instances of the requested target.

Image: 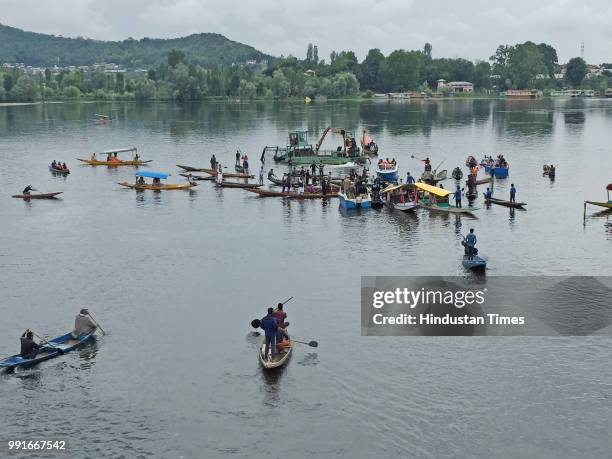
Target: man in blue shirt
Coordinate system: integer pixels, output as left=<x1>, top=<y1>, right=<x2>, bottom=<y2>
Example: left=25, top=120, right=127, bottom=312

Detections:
left=260, top=308, right=278, bottom=359
left=406, top=172, right=415, bottom=184
left=485, top=187, right=493, bottom=200
left=510, top=184, right=517, bottom=203
left=465, top=228, right=477, bottom=260
left=454, top=186, right=462, bottom=208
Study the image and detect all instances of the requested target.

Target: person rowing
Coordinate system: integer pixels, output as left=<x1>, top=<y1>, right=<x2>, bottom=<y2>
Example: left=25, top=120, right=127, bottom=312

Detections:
left=485, top=187, right=493, bottom=200
left=22, top=185, right=36, bottom=195
left=454, top=186, right=462, bottom=208
left=20, top=329, right=41, bottom=359
left=464, top=228, right=477, bottom=260
left=260, top=307, right=278, bottom=359
left=235, top=150, right=240, bottom=166
left=71, top=308, right=97, bottom=339
left=510, top=184, right=517, bottom=203
left=259, top=166, right=264, bottom=185
left=422, top=157, right=431, bottom=172
left=210, top=154, right=217, bottom=170
left=51, top=160, right=57, bottom=169
left=406, top=172, right=415, bottom=184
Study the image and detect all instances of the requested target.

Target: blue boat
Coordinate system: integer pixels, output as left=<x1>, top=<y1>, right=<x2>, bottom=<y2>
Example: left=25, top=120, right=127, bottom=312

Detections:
left=0, top=330, right=97, bottom=370
left=375, top=163, right=398, bottom=182
left=338, top=191, right=372, bottom=209
left=462, top=256, right=487, bottom=270
left=491, top=166, right=509, bottom=178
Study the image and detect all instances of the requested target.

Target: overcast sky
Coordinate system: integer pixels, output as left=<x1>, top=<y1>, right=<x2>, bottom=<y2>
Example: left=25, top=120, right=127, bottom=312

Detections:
left=1, top=0, right=611, bottom=63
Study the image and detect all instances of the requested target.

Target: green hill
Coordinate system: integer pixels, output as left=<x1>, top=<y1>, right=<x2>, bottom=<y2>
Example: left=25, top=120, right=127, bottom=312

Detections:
left=0, top=23, right=271, bottom=68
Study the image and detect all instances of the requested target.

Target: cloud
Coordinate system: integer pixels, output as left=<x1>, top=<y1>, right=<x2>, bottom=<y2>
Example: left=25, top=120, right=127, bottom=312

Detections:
left=0, top=0, right=610, bottom=63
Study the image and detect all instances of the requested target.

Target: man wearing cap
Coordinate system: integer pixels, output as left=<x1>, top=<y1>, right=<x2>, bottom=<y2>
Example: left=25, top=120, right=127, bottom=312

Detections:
left=72, top=309, right=97, bottom=339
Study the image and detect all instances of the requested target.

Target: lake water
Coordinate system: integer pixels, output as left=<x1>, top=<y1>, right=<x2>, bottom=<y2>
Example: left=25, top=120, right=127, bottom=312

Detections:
left=1, top=99, right=611, bottom=458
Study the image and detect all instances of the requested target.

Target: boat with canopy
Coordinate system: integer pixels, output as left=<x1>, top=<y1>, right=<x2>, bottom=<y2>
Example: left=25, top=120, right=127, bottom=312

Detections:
left=118, top=171, right=197, bottom=190
left=381, top=183, right=419, bottom=212
left=585, top=184, right=612, bottom=210
left=360, top=130, right=378, bottom=156
left=415, top=182, right=480, bottom=214
left=77, top=147, right=151, bottom=166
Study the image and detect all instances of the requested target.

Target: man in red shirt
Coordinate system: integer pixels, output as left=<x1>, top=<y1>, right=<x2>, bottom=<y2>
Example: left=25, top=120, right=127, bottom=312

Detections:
left=272, top=303, right=288, bottom=337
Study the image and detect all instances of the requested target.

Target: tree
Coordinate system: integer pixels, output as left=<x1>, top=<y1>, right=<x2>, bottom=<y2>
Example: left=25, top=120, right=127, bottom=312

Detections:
left=62, top=85, right=81, bottom=99
left=44, top=68, right=52, bottom=83
left=313, top=45, right=319, bottom=64
left=271, top=70, right=290, bottom=97
left=565, top=57, right=587, bottom=87
left=306, top=43, right=313, bottom=63
left=423, top=43, right=432, bottom=58
left=359, top=48, right=385, bottom=91
left=537, top=43, right=559, bottom=77
left=9, top=75, right=38, bottom=101
left=472, top=61, right=491, bottom=89
left=167, top=49, right=186, bottom=68
left=134, top=79, right=156, bottom=100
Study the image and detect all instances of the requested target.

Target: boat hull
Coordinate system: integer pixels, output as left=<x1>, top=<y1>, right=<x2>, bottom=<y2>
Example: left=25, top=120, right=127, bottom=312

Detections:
left=393, top=202, right=419, bottom=212
left=463, top=256, right=487, bottom=270
left=259, top=336, right=292, bottom=369
left=586, top=200, right=612, bottom=209
left=246, top=188, right=338, bottom=199
left=12, top=192, right=63, bottom=199
left=339, top=192, right=372, bottom=209
left=484, top=195, right=526, bottom=209
left=118, top=182, right=196, bottom=190
left=216, top=181, right=261, bottom=189
left=0, top=330, right=96, bottom=369
left=420, top=202, right=479, bottom=214
left=376, top=168, right=398, bottom=182
left=492, top=167, right=509, bottom=177
left=77, top=158, right=151, bottom=166
left=49, top=166, right=70, bottom=174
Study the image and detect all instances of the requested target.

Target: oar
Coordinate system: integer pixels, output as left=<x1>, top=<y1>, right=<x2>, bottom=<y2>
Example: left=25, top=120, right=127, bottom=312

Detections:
left=291, top=339, right=318, bottom=347
left=30, top=330, right=63, bottom=353
left=87, top=312, right=106, bottom=335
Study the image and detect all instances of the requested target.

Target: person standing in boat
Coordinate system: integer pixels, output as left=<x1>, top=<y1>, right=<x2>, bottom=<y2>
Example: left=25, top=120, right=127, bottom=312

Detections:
left=454, top=186, right=462, bottom=208
left=217, top=164, right=223, bottom=184
left=485, top=187, right=493, bottom=200
left=510, top=184, right=517, bottom=203
left=259, top=166, right=264, bottom=185
left=310, top=161, right=317, bottom=177
left=422, top=157, right=431, bottom=172
left=260, top=308, right=278, bottom=359
left=406, top=172, right=415, bottom=185
left=210, top=154, right=217, bottom=170
left=20, top=329, right=41, bottom=359
left=318, top=162, right=324, bottom=180
left=71, top=309, right=97, bottom=339
left=22, top=185, right=35, bottom=195
left=465, top=229, right=477, bottom=260
left=235, top=150, right=240, bottom=166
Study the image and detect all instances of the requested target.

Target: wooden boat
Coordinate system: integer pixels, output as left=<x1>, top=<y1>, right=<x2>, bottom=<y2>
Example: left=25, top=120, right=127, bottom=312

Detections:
left=259, top=335, right=292, bottom=369
left=360, top=130, right=378, bottom=156
left=463, top=256, right=487, bottom=270
left=375, top=163, right=398, bottom=182
left=268, top=173, right=298, bottom=187
left=78, top=147, right=149, bottom=166
left=415, top=182, right=479, bottom=214
left=393, top=202, right=419, bottom=212
left=585, top=184, right=612, bottom=210
left=216, top=181, right=261, bottom=189
left=0, top=330, right=96, bottom=369
left=245, top=188, right=338, bottom=199
left=474, top=177, right=493, bottom=185
left=421, top=169, right=447, bottom=184
left=118, top=170, right=196, bottom=190
left=235, top=164, right=249, bottom=173
left=338, top=191, right=372, bottom=209
left=12, top=192, right=63, bottom=199
left=179, top=173, right=215, bottom=181
left=178, top=165, right=254, bottom=179
left=49, top=166, right=70, bottom=175
left=484, top=195, right=527, bottom=209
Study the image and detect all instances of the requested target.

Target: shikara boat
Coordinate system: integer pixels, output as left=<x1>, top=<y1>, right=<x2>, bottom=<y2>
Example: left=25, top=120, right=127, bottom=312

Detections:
left=49, top=166, right=70, bottom=175
left=216, top=181, right=261, bottom=189
left=375, top=163, right=398, bottom=182
left=179, top=173, right=215, bottom=181
left=462, top=256, right=487, bottom=271
left=474, top=177, right=493, bottom=185
left=12, top=192, right=63, bottom=199
left=360, top=130, right=378, bottom=156
left=381, top=183, right=419, bottom=212
left=178, top=165, right=254, bottom=179
left=268, top=173, right=297, bottom=187
left=484, top=195, right=527, bottom=209
left=78, top=147, right=150, bottom=166
left=118, top=171, right=197, bottom=191
left=415, top=182, right=479, bottom=214
left=0, top=330, right=96, bottom=370
left=245, top=188, right=338, bottom=199
left=259, top=335, right=292, bottom=369
left=585, top=184, right=612, bottom=210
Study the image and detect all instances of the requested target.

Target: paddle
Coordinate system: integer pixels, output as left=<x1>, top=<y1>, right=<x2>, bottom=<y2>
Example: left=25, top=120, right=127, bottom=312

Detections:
left=30, top=330, right=63, bottom=354
left=291, top=339, right=318, bottom=348
left=87, top=312, right=106, bottom=335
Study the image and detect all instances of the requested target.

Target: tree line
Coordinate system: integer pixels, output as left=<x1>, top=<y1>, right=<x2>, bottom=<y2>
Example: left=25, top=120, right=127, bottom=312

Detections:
left=1, top=42, right=611, bottom=103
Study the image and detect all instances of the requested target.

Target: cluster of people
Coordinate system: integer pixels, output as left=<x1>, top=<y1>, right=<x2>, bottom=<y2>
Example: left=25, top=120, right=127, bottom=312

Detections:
left=50, top=160, right=68, bottom=171
left=342, top=169, right=369, bottom=198
left=377, top=158, right=397, bottom=170
left=236, top=150, right=249, bottom=173
left=259, top=303, right=290, bottom=359
left=19, top=309, right=98, bottom=360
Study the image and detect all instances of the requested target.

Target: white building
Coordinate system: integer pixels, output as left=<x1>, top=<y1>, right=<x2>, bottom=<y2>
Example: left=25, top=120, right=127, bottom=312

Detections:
left=437, top=79, right=474, bottom=93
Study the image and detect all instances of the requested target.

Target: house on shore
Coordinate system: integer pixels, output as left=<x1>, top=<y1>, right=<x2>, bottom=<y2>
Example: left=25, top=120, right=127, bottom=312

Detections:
left=437, top=79, right=474, bottom=93
left=504, top=89, right=542, bottom=99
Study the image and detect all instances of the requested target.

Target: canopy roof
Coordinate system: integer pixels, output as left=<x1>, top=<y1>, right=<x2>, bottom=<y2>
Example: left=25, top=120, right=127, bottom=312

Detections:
left=100, top=147, right=137, bottom=154
left=607, top=183, right=612, bottom=191
left=382, top=183, right=413, bottom=193
left=135, top=171, right=169, bottom=179
left=414, top=181, right=450, bottom=197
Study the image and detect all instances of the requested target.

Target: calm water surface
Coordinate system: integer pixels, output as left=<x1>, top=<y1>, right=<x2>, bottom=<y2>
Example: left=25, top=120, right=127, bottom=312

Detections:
left=1, top=99, right=611, bottom=458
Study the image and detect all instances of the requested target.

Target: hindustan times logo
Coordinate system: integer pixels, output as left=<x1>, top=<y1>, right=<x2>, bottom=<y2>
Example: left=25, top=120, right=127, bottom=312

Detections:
left=372, top=288, right=487, bottom=309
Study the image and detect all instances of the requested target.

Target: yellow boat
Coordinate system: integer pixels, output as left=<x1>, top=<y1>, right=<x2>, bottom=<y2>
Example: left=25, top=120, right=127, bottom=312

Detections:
left=585, top=184, right=612, bottom=209
left=415, top=181, right=480, bottom=214
left=118, top=171, right=197, bottom=191
left=77, top=147, right=151, bottom=166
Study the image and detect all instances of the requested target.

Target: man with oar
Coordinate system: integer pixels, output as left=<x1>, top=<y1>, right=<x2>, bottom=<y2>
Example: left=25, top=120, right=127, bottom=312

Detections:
left=72, top=308, right=100, bottom=339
